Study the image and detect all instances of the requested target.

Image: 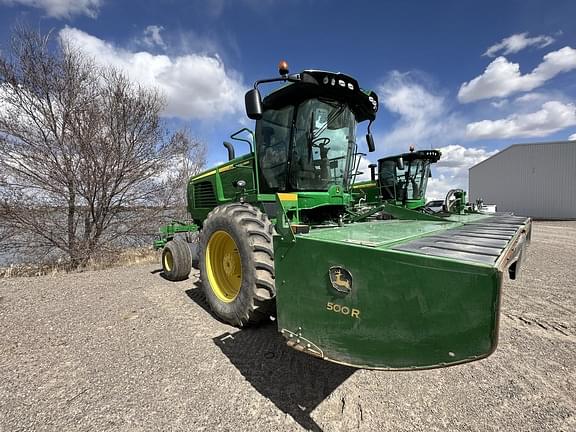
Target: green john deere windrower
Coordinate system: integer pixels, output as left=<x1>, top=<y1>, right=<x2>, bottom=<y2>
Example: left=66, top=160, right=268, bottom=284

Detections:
left=154, top=61, right=531, bottom=370
left=351, top=147, right=500, bottom=221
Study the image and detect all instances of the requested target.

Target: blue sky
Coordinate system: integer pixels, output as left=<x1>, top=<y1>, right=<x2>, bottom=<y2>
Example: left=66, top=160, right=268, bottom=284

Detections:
left=1, top=0, right=575, bottom=198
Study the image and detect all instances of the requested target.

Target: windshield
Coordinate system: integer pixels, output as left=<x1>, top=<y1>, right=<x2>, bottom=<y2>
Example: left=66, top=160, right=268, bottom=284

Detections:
left=403, top=159, right=430, bottom=200
left=255, top=105, right=293, bottom=192
left=255, top=98, right=358, bottom=193
left=379, top=158, right=431, bottom=202
left=379, top=160, right=397, bottom=200
left=289, top=99, right=356, bottom=190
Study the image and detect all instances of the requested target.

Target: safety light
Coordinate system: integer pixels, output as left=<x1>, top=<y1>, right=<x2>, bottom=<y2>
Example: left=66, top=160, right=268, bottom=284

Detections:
left=278, top=60, right=289, bottom=76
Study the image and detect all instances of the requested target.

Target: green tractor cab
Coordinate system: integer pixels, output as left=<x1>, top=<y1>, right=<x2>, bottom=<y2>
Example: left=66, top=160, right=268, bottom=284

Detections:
left=154, top=62, right=531, bottom=370
left=352, top=147, right=492, bottom=221
left=378, top=148, right=441, bottom=210
left=351, top=148, right=441, bottom=214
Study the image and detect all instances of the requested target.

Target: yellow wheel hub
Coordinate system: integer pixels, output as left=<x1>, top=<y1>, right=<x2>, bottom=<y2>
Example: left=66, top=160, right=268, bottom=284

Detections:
left=163, top=248, right=173, bottom=272
left=205, top=231, right=242, bottom=303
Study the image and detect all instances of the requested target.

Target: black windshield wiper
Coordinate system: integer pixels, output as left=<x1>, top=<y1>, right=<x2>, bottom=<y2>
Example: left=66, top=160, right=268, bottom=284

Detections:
left=307, top=110, right=315, bottom=161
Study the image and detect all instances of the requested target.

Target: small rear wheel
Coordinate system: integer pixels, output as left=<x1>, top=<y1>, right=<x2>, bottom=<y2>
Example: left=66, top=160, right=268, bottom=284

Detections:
left=199, top=203, right=276, bottom=326
left=162, top=238, right=192, bottom=281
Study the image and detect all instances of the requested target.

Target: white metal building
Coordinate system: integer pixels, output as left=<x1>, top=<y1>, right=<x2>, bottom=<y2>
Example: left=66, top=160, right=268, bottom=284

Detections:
left=469, top=141, right=576, bottom=219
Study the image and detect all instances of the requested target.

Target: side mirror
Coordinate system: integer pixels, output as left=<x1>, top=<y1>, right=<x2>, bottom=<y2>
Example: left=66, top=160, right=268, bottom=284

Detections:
left=396, top=157, right=404, bottom=171
left=366, top=133, right=375, bottom=152
left=245, top=88, right=263, bottom=120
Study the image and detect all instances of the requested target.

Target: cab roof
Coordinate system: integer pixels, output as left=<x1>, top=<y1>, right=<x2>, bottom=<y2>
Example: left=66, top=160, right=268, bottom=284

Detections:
left=380, top=149, right=442, bottom=164
left=262, top=70, right=379, bottom=122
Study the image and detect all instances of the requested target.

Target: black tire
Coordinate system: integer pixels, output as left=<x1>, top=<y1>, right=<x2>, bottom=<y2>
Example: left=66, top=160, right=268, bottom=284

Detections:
left=175, top=232, right=200, bottom=269
left=162, top=238, right=192, bottom=281
left=199, top=203, right=276, bottom=327
left=186, top=232, right=200, bottom=269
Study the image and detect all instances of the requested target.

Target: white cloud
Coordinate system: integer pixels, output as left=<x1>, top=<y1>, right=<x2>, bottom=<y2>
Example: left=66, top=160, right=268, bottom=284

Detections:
left=371, top=73, right=496, bottom=200
left=376, top=71, right=464, bottom=154
left=0, top=0, right=101, bottom=18
left=458, top=47, right=576, bottom=103
left=435, top=145, right=497, bottom=169
left=354, top=156, right=374, bottom=182
left=569, top=133, right=576, bottom=141
left=514, top=92, right=547, bottom=104
left=379, top=72, right=445, bottom=121
left=426, top=145, right=498, bottom=200
left=426, top=175, right=455, bottom=201
left=59, top=27, right=246, bottom=120
left=484, top=32, right=555, bottom=57
left=466, top=101, right=576, bottom=139
left=142, top=25, right=167, bottom=50
left=491, top=99, right=508, bottom=109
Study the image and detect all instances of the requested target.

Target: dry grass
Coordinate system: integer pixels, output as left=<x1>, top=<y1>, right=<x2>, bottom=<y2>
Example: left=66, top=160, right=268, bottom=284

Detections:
left=0, top=247, right=160, bottom=278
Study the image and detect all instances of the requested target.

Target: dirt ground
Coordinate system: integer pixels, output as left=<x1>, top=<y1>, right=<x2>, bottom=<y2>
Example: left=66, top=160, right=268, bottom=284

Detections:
left=0, top=221, right=575, bottom=431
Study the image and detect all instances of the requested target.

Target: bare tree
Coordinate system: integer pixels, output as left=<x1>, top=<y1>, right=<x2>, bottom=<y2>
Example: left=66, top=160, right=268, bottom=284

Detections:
left=0, top=26, right=202, bottom=267
left=161, top=128, right=207, bottom=214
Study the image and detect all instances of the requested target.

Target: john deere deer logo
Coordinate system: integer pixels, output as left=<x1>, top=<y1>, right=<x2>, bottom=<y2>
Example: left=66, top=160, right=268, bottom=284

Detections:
left=329, top=266, right=352, bottom=294
left=334, top=270, right=350, bottom=289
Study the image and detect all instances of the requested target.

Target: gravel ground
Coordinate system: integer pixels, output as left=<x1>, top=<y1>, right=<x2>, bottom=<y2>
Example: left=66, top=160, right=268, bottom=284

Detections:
left=0, top=221, right=575, bottom=432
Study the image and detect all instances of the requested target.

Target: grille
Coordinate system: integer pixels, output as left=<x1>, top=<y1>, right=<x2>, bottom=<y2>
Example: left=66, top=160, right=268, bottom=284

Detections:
left=193, top=181, right=217, bottom=208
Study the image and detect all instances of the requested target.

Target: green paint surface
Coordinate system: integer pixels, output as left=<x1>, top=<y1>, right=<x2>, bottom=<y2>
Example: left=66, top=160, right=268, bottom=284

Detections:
left=274, top=219, right=502, bottom=369
left=303, top=220, right=461, bottom=248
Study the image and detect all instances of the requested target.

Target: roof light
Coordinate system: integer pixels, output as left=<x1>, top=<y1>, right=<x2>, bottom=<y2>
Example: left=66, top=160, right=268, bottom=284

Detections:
left=278, top=60, right=289, bottom=76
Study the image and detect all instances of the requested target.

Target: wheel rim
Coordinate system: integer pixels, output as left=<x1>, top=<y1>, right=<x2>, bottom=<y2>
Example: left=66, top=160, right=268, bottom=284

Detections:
left=205, top=230, right=242, bottom=303
left=163, top=248, right=173, bottom=272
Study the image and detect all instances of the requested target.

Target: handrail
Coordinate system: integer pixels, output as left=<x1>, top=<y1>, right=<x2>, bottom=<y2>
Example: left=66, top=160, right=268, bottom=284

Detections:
left=230, top=128, right=254, bottom=152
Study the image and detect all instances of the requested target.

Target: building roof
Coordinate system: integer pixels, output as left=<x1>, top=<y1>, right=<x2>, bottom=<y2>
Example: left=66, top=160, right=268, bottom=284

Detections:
left=470, top=140, right=576, bottom=170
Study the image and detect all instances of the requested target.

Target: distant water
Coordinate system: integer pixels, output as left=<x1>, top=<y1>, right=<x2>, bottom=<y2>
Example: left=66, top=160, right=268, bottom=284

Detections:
left=0, top=208, right=186, bottom=267
left=0, top=238, right=156, bottom=267
left=0, top=250, right=37, bottom=267
left=0, top=232, right=158, bottom=267
left=0, top=247, right=67, bottom=267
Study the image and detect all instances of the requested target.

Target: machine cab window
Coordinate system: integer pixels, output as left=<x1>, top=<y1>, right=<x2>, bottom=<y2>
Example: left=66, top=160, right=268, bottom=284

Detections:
left=378, top=150, right=439, bottom=204
left=379, top=160, right=397, bottom=200
left=255, top=105, right=294, bottom=192
left=256, top=98, right=358, bottom=193
left=397, top=159, right=429, bottom=201
left=290, top=99, right=356, bottom=191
